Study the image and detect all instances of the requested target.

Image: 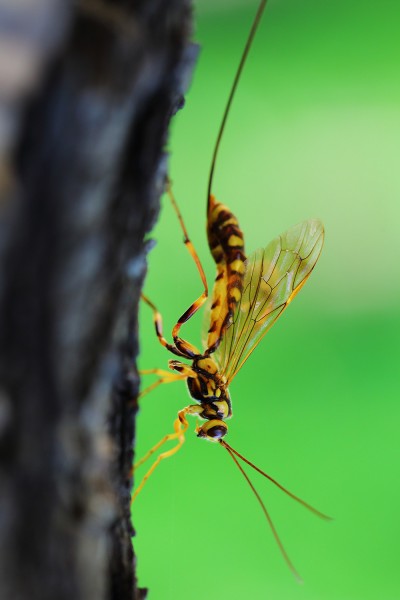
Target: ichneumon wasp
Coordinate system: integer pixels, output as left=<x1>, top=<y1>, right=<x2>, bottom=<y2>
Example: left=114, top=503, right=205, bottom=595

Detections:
left=133, top=0, right=331, bottom=581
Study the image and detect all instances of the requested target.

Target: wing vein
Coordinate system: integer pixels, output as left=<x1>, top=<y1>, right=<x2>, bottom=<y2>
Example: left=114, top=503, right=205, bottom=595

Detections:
left=205, top=219, right=324, bottom=383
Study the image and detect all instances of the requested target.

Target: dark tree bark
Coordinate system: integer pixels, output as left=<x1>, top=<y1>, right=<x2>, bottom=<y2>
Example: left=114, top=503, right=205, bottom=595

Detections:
left=0, top=1, right=194, bottom=599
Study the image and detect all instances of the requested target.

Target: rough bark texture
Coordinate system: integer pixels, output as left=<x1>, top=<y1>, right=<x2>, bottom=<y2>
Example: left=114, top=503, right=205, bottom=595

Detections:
left=0, top=1, right=194, bottom=599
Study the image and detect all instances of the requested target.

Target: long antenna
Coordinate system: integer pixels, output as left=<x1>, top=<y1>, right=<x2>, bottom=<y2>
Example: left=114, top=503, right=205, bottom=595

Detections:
left=207, top=0, right=268, bottom=213
left=222, top=440, right=332, bottom=521
left=222, top=440, right=302, bottom=582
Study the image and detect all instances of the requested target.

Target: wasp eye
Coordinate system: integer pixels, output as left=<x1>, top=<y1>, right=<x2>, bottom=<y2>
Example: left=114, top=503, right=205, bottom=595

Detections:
left=208, top=425, right=227, bottom=439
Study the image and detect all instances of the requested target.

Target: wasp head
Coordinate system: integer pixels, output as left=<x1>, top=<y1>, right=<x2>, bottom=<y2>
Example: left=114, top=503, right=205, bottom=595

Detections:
left=196, top=419, right=228, bottom=442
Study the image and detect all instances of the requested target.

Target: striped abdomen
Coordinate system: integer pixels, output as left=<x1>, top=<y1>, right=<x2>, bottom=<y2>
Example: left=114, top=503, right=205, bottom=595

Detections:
left=206, top=195, right=246, bottom=353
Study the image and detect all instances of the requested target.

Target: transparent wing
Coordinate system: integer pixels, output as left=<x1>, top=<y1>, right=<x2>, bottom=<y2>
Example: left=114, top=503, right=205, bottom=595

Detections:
left=213, top=219, right=324, bottom=382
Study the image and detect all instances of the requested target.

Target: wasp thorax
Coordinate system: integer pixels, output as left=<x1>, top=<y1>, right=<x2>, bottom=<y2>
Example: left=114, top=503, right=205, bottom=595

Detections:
left=200, top=399, right=231, bottom=421
left=197, top=419, right=228, bottom=442
left=195, top=357, right=219, bottom=374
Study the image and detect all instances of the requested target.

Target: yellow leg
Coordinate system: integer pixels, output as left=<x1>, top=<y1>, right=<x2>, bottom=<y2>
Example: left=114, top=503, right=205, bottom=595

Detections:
left=131, top=405, right=201, bottom=504
left=139, top=369, right=186, bottom=399
left=166, top=178, right=208, bottom=296
left=166, top=180, right=209, bottom=355
left=142, top=293, right=200, bottom=358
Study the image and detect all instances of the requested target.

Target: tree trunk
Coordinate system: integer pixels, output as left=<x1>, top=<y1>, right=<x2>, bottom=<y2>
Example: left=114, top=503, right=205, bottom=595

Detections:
left=0, top=1, right=194, bottom=599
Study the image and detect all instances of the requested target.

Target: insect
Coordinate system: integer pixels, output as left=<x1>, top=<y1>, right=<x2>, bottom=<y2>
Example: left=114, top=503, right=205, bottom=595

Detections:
left=133, top=0, right=330, bottom=581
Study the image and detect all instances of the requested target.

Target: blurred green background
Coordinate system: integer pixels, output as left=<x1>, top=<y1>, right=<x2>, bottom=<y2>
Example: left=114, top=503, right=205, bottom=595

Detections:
left=134, top=0, right=400, bottom=598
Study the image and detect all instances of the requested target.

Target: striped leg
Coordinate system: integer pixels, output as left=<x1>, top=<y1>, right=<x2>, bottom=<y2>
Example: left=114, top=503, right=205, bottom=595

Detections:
left=142, top=294, right=200, bottom=358
left=142, top=180, right=210, bottom=359
left=166, top=179, right=210, bottom=354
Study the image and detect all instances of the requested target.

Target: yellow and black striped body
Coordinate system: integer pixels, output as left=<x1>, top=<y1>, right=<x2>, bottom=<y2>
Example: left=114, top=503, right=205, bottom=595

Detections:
left=206, top=195, right=246, bottom=353
left=169, top=355, right=232, bottom=440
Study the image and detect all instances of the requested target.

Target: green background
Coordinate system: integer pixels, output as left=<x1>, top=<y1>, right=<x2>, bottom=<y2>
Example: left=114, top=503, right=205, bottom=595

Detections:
left=134, top=1, right=400, bottom=598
